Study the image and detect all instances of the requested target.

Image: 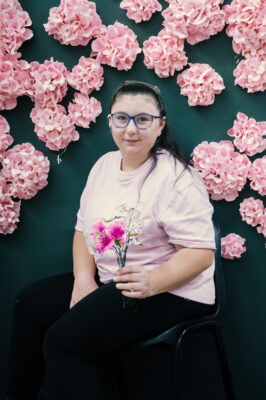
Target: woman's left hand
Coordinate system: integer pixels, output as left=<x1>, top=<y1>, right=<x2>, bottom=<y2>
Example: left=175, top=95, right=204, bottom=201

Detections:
left=113, top=266, right=154, bottom=299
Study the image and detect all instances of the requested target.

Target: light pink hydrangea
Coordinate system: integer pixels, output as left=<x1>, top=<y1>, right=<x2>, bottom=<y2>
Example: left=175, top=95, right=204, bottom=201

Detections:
left=30, top=105, right=79, bottom=151
left=0, top=174, right=21, bottom=234
left=239, top=197, right=264, bottom=227
left=227, top=112, right=266, bottom=156
left=0, top=3, right=33, bottom=56
left=67, top=57, right=104, bottom=94
left=44, top=0, right=105, bottom=46
left=120, top=0, right=162, bottom=23
left=68, top=93, right=102, bottom=129
left=177, top=63, right=225, bottom=106
left=0, top=114, right=13, bottom=161
left=233, top=57, right=266, bottom=93
left=162, top=0, right=225, bottom=45
left=91, top=21, right=141, bottom=71
left=223, top=0, right=266, bottom=61
left=0, top=0, right=23, bottom=11
left=192, top=140, right=251, bottom=201
left=26, top=58, right=68, bottom=108
left=1, top=143, right=50, bottom=200
left=248, top=156, right=266, bottom=196
left=257, top=212, right=266, bottom=238
left=143, top=29, right=188, bottom=78
left=221, top=233, right=246, bottom=259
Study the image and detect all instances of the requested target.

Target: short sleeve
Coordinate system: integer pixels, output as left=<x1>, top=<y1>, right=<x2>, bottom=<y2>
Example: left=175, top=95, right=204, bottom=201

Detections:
left=157, top=168, right=216, bottom=250
left=75, top=175, right=90, bottom=232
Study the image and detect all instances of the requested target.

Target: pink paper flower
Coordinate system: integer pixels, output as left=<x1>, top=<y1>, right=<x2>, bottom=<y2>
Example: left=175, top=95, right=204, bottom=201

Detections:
left=162, top=0, right=225, bottom=45
left=177, top=63, right=225, bottom=106
left=91, top=21, right=141, bottom=71
left=227, top=112, right=266, bottom=156
left=30, top=105, right=79, bottom=151
left=1, top=143, right=50, bottom=200
left=233, top=57, right=266, bottom=93
left=0, top=115, right=13, bottom=161
left=248, top=156, right=266, bottom=196
left=120, top=0, right=162, bottom=23
left=0, top=175, right=21, bottom=234
left=67, top=57, right=104, bottom=94
left=143, top=29, right=188, bottom=78
left=221, top=233, right=246, bottom=259
left=257, top=212, right=266, bottom=238
left=68, top=93, right=102, bottom=129
left=44, top=0, right=105, bottom=46
left=239, top=197, right=264, bottom=227
left=192, top=140, right=251, bottom=201
left=223, top=0, right=266, bottom=61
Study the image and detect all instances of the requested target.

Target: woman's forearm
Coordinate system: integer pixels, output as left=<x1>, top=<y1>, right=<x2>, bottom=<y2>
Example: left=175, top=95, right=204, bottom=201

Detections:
left=72, top=230, right=96, bottom=280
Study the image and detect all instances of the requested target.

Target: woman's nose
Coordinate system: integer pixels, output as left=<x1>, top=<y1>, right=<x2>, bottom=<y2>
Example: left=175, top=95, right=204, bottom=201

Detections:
left=125, top=118, right=138, bottom=134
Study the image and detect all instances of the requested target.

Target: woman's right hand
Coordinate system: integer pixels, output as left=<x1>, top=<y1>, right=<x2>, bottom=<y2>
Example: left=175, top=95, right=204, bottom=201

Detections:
left=70, top=272, right=99, bottom=309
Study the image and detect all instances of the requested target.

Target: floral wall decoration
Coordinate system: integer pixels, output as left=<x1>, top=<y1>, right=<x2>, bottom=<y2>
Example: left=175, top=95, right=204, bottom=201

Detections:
left=120, top=0, right=162, bottom=23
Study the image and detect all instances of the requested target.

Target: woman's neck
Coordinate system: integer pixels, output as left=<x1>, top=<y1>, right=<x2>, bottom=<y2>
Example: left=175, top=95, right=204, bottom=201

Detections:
left=120, top=154, right=150, bottom=172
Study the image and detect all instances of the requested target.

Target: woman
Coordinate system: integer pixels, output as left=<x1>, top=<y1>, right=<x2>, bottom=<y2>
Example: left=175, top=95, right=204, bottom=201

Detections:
left=5, top=80, right=216, bottom=400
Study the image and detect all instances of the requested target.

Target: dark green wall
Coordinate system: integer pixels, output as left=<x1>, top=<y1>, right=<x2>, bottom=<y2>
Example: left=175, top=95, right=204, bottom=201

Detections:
left=0, top=1, right=265, bottom=398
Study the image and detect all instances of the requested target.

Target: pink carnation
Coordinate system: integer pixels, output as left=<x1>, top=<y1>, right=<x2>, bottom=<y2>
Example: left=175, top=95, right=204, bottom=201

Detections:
left=192, top=140, right=251, bottom=201
left=44, top=0, right=105, bottom=46
left=91, top=21, right=141, bottom=71
left=248, top=156, right=266, bottom=196
left=227, top=112, right=266, bottom=156
left=257, top=212, right=266, bottom=238
left=30, top=105, right=79, bottom=151
left=223, top=0, right=266, bottom=61
left=143, top=29, right=188, bottom=78
left=177, top=63, right=225, bottom=106
left=162, top=0, right=225, bottom=45
left=221, top=233, right=246, bottom=259
left=239, top=197, right=264, bottom=227
left=67, top=57, right=104, bottom=94
left=68, top=93, right=102, bottom=129
left=0, top=114, right=13, bottom=161
left=120, top=0, right=162, bottom=23
left=1, top=143, right=50, bottom=200
left=233, top=57, right=266, bottom=93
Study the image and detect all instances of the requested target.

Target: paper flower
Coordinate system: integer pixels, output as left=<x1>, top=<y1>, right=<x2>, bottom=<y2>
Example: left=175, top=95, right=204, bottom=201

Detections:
left=162, top=0, right=225, bottom=45
left=67, top=57, right=104, bottom=94
left=0, top=175, right=21, bottom=235
left=143, top=29, right=188, bottom=78
left=192, top=140, right=251, bottom=201
left=227, top=112, right=266, bottom=156
left=91, top=21, right=141, bottom=71
left=233, top=57, right=266, bottom=93
left=120, top=0, right=162, bottom=23
left=177, top=63, right=225, bottom=106
left=44, top=0, right=105, bottom=46
left=0, top=114, right=13, bottom=161
left=223, top=0, right=266, bottom=61
left=30, top=105, right=79, bottom=151
left=221, top=233, right=246, bottom=259
left=239, top=197, right=264, bottom=227
left=1, top=143, right=50, bottom=200
left=257, top=212, right=266, bottom=238
left=68, top=93, right=102, bottom=129
left=248, top=156, right=266, bottom=196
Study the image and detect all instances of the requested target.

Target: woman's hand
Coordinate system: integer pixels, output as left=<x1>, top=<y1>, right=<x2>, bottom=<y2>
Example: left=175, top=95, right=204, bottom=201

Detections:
left=70, top=272, right=99, bottom=309
left=113, top=266, right=154, bottom=299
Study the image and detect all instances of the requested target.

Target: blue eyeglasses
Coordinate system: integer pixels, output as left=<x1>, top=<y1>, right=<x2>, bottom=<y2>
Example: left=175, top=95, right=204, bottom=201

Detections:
left=110, top=112, right=161, bottom=130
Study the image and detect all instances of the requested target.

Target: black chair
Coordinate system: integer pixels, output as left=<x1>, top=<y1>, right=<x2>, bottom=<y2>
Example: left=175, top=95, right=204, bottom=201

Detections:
left=122, top=221, right=235, bottom=400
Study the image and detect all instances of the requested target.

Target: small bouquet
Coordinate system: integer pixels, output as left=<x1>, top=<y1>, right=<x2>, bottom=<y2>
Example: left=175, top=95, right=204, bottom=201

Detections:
left=90, top=204, right=143, bottom=308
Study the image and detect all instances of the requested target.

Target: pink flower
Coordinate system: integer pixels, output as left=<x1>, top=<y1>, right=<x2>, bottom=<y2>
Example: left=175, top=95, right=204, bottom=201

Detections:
left=143, top=29, right=188, bottom=78
left=91, top=220, right=107, bottom=240
left=67, top=57, right=104, bottom=94
left=44, top=0, right=105, bottom=46
left=0, top=115, right=13, bottom=161
left=68, top=93, right=102, bottom=129
left=162, top=0, right=225, bottom=45
left=177, top=63, right=225, bottom=106
left=1, top=143, right=50, bottom=200
left=95, top=234, right=115, bottom=255
left=91, top=21, right=141, bottom=71
left=227, top=112, right=266, bottom=156
left=248, top=156, right=266, bottom=196
left=239, top=197, right=264, bottom=227
left=0, top=175, right=21, bottom=234
left=107, top=221, right=126, bottom=244
left=233, top=57, right=266, bottom=93
left=257, top=212, right=266, bottom=238
left=221, top=233, right=246, bottom=259
left=30, top=105, right=79, bottom=151
left=120, top=0, right=162, bottom=23
left=192, top=140, right=251, bottom=201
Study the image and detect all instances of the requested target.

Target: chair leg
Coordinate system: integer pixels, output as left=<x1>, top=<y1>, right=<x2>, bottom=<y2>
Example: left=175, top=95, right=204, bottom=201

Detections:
left=171, top=334, right=184, bottom=400
left=212, top=327, right=235, bottom=400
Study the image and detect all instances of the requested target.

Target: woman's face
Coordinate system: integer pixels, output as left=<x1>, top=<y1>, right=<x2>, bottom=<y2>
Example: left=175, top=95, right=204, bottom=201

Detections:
left=108, top=94, right=166, bottom=163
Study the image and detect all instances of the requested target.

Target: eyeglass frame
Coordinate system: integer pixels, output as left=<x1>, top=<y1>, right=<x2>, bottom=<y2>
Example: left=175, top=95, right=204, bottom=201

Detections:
left=110, top=112, right=161, bottom=130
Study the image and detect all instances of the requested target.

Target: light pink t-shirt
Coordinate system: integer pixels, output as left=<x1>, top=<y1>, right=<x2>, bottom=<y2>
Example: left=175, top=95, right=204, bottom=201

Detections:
left=75, top=150, right=216, bottom=305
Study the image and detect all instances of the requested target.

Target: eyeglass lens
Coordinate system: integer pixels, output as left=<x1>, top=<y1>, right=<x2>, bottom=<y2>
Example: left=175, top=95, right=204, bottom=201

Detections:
left=112, top=113, right=153, bottom=129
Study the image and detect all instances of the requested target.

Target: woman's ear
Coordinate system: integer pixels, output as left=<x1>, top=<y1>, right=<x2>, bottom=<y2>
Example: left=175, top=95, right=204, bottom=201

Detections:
left=158, top=116, right=166, bottom=136
left=108, top=114, right=112, bottom=129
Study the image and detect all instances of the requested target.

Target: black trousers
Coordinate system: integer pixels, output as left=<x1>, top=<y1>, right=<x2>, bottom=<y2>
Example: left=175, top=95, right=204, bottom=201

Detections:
left=6, top=272, right=213, bottom=400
